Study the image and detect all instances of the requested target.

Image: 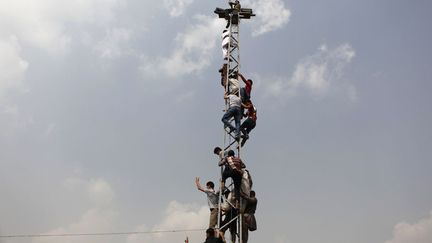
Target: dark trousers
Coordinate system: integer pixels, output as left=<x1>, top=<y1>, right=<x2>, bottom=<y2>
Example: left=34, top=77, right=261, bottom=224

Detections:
left=240, top=118, right=256, bottom=146
left=222, top=167, right=242, bottom=200
left=240, top=118, right=256, bottom=135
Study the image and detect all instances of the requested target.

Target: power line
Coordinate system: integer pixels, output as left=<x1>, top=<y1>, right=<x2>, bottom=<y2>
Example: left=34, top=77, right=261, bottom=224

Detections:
left=0, top=228, right=206, bottom=239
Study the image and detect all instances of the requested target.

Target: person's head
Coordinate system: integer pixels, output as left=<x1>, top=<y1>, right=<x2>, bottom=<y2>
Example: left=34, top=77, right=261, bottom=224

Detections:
left=213, top=146, right=222, bottom=155
left=227, top=150, right=235, bottom=157
left=248, top=79, right=253, bottom=85
left=206, top=181, right=215, bottom=190
left=250, top=190, right=255, bottom=197
left=206, top=228, right=215, bottom=238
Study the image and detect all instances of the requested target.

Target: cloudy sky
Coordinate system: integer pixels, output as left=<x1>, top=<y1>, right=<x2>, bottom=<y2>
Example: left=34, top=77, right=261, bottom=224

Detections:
left=1, top=0, right=432, bottom=243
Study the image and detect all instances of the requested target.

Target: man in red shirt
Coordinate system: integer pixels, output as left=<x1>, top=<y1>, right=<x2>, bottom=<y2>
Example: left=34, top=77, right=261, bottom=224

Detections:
left=240, top=100, right=257, bottom=147
left=238, top=72, right=253, bottom=102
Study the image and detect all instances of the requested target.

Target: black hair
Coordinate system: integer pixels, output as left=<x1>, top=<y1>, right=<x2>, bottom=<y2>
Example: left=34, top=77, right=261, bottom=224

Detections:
left=213, top=146, right=222, bottom=155
left=206, top=228, right=215, bottom=237
left=248, top=79, right=253, bottom=84
left=227, top=150, right=235, bottom=157
left=206, top=181, right=215, bottom=189
left=250, top=190, right=255, bottom=197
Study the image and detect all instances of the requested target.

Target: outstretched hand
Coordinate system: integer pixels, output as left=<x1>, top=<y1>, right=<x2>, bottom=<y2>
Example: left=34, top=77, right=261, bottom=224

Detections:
left=195, top=177, right=205, bottom=192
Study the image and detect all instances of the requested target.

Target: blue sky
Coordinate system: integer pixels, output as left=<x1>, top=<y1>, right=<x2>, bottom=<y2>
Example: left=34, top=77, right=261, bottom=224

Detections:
left=1, top=1, right=432, bottom=243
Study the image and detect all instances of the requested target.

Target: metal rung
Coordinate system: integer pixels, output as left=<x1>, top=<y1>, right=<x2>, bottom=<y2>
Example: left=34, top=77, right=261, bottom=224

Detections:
left=219, top=215, right=239, bottom=231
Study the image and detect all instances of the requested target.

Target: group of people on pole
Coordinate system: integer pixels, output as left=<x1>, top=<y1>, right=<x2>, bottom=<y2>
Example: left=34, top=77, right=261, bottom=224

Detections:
left=194, top=1, right=258, bottom=242
left=219, top=33, right=257, bottom=147
left=196, top=148, right=257, bottom=243
left=220, top=70, right=256, bottom=147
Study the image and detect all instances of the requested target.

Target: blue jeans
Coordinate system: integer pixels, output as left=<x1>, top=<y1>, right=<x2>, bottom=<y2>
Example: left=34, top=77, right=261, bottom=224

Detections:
left=222, top=106, right=241, bottom=136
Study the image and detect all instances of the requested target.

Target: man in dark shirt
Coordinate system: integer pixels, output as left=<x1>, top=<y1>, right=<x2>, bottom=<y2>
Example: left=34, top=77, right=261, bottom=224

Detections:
left=242, top=190, right=258, bottom=243
left=204, top=228, right=225, bottom=243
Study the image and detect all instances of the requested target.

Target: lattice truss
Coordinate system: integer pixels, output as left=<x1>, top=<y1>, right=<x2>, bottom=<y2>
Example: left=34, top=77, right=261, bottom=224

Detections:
left=213, top=1, right=255, bottom=243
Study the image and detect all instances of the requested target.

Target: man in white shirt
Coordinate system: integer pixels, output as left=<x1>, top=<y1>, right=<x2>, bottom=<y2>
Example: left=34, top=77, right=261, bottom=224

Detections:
left=222, top=92, right=241, bottom=138
left=196, top=177, right=219, bottom=228
left=221, top=29, right=230, bottom=60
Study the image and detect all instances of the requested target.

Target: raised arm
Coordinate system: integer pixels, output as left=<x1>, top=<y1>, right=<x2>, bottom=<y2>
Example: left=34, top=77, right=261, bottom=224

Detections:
left=195, top=177, right=205, bottom=192
left=238, top=73, right=247, bottom=84
left=215, top=229, right=226, bottom=243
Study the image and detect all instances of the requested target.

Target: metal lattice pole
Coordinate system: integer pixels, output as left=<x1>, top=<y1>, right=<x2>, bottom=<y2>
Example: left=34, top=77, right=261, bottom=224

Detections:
left=214, top=1, right=255, bottom=242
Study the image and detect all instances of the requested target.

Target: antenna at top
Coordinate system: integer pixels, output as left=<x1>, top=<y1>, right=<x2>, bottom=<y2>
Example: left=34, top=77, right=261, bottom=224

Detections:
left=214, top=0, right=255, bottom=25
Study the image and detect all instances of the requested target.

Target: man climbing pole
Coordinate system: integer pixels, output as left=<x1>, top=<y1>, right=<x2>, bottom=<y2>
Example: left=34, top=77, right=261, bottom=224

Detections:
left=241, top=190, right=258, bottom=243
left=195, top=177, right=219, bottom=228
left=218, top=150, right=245, bottom=205
left=221, top=29, right=230, bottom=60
left=238, top=73, right=253, bottom=102
left=222, top=91, right=242, bottom=139
left=204, top=228, right=226, bottom=243
left=240, top=99, right=257, bottom=147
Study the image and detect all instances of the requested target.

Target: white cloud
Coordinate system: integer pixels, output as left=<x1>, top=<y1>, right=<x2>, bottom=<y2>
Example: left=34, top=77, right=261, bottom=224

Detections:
left=163, top=0, right=194, bottom=17
left=128, top=201, right=208, bottom=243
left=32, top=178, right=119, bottom=243
left=0, top=36, right=28, bottom=99
left=0, top=0, right=125, bottom=54
left=88, top=178, right=116, bottom=207
left=32, top=177, right=208, bottom=243
left=243, top=0, right=291, bottom=36
left=0, top=104, right=33, bottom=137
left=0, top=36, right=29, bottom=134
left=31, top=208, right=119, bottom=243
left=63, top=177, right=115, bottom=207
left=140, top=15, right=225, bottom=78
left=154, top=201, right=207, bottom=230
left=263, top=43, right=356, bottom=101
left=0, top=0, right=127, bottom=129
left=386, top=211, right=432, bottom=243
left=94, top=27, right=133, bottom=59
left=140, top=1, right=291, bottom=80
